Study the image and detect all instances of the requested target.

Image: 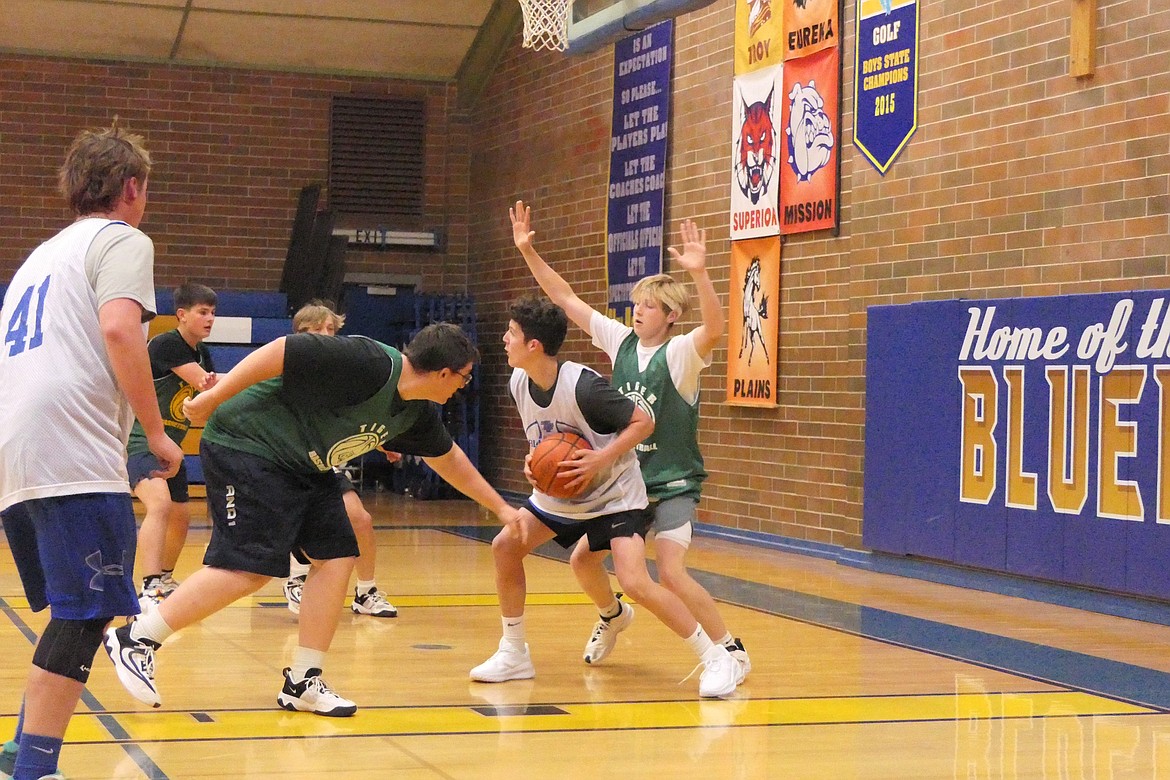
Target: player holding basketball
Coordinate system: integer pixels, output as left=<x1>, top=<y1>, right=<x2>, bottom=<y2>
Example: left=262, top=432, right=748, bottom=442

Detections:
left=470, top=296, right=739, bottom=698
left=127, top=281, right=218, bottom=609
left=103, top=323, right=521, bottom=717
left=0, top=120, right=184, bottom=780
left=509, top=200, right=750, bottom=679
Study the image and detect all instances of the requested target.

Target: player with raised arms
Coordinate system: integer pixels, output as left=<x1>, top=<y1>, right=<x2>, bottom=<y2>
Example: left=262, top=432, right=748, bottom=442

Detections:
left=469, top=296, right=739, bottom=698
left=510, top=200, right=750, bottom=679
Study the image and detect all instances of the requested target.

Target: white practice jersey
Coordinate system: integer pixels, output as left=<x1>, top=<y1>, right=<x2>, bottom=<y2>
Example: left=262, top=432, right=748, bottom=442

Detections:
left=0, top=218, right=155, bottom=511
left=510, top=361, right=647, bottom=519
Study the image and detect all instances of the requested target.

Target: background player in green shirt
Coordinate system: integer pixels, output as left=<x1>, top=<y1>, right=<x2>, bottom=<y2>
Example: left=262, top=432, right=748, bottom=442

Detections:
left=126, top=282, right=218, bottom=608
left=510, top=200, right=749, bottom=680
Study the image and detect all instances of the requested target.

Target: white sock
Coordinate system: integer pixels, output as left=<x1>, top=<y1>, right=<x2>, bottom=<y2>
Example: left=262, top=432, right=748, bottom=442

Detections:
left=716, top=631, right=734, bottom=647
left=355, top=579, right=377, bottom=595
left=683, top=625, right=715, bottom=658
left=599, top=599, right=622, bottom=620
left=501, top=615, right=526, bottom=649
left=291, top=646, right=326, bottom=681
left=288, top=556, right=311, bottom=579
left=131, top=608, right=174, bottom=646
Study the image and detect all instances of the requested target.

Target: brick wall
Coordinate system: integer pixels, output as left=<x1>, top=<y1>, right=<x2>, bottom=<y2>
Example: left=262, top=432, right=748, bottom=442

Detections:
left=468, top=0, right=1170, bottom=548
left=3, top=0, right=1166, bottom=551
left=0, top=55, right=469, bottom=294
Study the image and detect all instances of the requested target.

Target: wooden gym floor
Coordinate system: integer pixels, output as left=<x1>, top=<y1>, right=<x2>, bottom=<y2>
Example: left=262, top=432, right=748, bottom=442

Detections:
left=2, top=493, right=1170, bottom=778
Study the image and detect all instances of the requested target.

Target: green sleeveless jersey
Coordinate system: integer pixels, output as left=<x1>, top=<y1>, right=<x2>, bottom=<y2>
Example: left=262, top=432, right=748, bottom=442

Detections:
left=126, top=330, right=214, bottom=455
left=612, top=332, right=706, bottom=501
left=201, top=342, right=423, bottom=473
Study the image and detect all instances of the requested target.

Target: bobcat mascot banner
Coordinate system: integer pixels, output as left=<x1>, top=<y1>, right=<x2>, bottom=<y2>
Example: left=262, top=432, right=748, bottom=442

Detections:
left=733, top=0, right=840, bottom=240
left=865, top=290, right=1170, bottom=601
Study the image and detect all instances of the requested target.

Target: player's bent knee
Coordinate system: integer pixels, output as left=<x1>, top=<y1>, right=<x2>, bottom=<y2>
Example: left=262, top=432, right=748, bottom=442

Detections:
left=33, top=617, right=110, bottom=683
left=350, top=509, right=373, bottom=532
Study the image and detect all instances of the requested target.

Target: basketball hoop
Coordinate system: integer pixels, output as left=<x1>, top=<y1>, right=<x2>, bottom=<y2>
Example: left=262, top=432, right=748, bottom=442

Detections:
left=517, top=0, right=570, bottom=52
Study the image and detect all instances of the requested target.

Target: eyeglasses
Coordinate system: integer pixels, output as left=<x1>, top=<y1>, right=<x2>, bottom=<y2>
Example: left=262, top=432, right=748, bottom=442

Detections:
left=457, top=369, right=473, bottom=388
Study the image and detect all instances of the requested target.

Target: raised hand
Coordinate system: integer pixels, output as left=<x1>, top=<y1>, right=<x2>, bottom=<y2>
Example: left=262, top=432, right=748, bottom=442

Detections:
left=510, top=200, right=536, bottom=251
left=665, top=219, right=707, bottom=275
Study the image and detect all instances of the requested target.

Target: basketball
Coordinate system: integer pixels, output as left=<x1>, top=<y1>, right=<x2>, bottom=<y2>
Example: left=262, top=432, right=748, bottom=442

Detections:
left=529, top=432, right=592, bottom=499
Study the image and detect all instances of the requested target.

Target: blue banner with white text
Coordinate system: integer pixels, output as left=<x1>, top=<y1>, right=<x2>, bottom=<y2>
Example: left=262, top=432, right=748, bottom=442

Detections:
left=853, top=0, right=918, bottom=174
left=606, top=20, right=672, bottom=323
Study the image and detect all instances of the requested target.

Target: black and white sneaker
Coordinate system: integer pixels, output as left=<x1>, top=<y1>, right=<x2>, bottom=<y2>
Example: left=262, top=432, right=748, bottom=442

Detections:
left=351, top=587, right=398, bottom=618
left=277, top=667, right=357, bottom=717
left=103, top=624, right=162, bottom=707
left=283, top=574, right=306, bottom=615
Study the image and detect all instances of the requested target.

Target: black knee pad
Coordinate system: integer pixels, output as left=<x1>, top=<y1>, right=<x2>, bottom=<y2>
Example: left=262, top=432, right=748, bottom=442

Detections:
left=32, top=617, right=110, bottom=683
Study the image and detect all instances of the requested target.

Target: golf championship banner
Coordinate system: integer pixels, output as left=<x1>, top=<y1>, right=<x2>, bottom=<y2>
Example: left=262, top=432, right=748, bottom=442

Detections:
left=606, top=20, right=673, bottom=322
left=730, top=64, right=781, bottom=240
left=865, top=290, right=1170, bottom=600
left=779, top=45, right=839, bottom=234
left=854, top=0, right=919, bottom=174
left=735, top=0, right=784, bottom=74
left=726, top=236, right=780, bottom=406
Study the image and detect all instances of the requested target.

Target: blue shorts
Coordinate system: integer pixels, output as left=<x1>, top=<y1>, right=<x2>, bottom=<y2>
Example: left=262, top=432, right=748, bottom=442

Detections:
left=523, top=500, right=652, bottom=553
left=1, top=493, right=140, bottom=619
left=200, top=442, right=358, bottom=577
left=127, top=451, right=190, bottom=502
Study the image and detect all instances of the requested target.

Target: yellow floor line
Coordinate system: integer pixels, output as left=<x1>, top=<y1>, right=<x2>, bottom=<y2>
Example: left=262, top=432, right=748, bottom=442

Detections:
left=32, top=691, right=1156, bottom=745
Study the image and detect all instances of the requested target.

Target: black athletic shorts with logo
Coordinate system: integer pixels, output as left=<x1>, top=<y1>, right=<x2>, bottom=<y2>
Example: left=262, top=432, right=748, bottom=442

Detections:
left=523, top=499, right=652, bottom=553
left=201, top=441, right=359, bottom=577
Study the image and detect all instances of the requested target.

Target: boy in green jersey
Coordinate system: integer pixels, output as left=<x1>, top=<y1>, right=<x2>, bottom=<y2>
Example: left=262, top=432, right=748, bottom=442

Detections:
left=104, top=323, right=521, bottom=717
left=510, top=201, right=749, bottom=680
left=126, top=282, right=218, bottom=608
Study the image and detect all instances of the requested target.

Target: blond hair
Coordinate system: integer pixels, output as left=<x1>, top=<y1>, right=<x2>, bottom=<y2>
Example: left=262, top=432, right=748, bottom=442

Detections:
left=630, top=274, right=689, bottom=320
left=293, top=300, right=345, bottom=333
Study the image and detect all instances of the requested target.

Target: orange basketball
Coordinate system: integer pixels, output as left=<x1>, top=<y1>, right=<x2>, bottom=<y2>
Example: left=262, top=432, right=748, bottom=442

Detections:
left=529, top=432, right=592, bottom=499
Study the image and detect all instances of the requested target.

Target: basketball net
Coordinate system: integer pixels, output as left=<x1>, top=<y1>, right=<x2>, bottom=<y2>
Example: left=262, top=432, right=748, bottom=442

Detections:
left=517, top=0, right=570, bottom=52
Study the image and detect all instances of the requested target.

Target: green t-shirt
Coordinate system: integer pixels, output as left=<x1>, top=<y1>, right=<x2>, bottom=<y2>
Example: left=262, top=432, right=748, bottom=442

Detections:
left=126, top=329, right=215, bottom=455
left=201, top=338, right=451, bottom=473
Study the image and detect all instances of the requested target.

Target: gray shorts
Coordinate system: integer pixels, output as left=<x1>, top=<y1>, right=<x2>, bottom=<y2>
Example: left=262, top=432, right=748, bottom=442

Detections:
left=650, top=495, right=698, bottom=533
left=648, top=496, right=697, bottom=549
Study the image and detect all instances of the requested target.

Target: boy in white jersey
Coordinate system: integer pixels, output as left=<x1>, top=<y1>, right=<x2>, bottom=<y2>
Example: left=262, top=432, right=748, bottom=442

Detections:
left=509, top=201, right=749, bottom=679
left=0, top=120, right=184, bottom=780
left=469, top=297, right=739, bottom=698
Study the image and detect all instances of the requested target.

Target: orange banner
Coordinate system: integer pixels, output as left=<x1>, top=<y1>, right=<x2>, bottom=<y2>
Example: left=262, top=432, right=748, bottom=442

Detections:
left=735, top=0, right=784, bottom=74
left=783, top=0, right=838, bottom=60
left=779, top=46, right=839, bottom=235
left=726, top=236, right=780, bottom=406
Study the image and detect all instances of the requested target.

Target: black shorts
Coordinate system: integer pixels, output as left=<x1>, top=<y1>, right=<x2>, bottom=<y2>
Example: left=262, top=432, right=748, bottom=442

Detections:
left=334, top=469, right=356, bottom=495
left=200, top=441, right=359, bottom=577
left=127, top=452, right=190, bottom=503
left=524, top=500, right=652, bottom=553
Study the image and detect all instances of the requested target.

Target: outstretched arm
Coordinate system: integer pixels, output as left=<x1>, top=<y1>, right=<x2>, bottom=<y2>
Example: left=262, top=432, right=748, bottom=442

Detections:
left=510, top=200, right=597, bottom=334
left=182, top=337, right=285, bottom=425
left=101, top=298, right=184, bottom=478
left=667, top=219, right=724, bottom=359
left=424, top=445, right=524, bottom=540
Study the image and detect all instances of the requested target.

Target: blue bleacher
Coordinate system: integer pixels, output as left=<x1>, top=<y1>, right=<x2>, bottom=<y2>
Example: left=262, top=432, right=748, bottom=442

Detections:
left=206, top=345, right=258, bottom=373
left=156, top=289, right=287, bottom=318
